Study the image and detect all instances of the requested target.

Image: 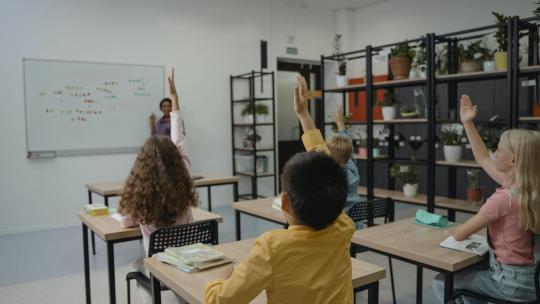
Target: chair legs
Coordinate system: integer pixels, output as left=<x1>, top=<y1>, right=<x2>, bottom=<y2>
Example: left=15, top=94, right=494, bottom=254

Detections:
left=127, top=278, right=131, bottom=304
left=389, top=257, right=396, bottom=304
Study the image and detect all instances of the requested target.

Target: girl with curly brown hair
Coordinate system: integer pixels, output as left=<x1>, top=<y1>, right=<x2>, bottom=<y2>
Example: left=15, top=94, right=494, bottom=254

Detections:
left=118, top=68, right=198, bottom=253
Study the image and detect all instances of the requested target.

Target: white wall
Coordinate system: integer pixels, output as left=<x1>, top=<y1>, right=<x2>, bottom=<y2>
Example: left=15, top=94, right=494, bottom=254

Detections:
left=351, top=0, right=534, bottom=75
left=0, top=0, right=336, bottom=234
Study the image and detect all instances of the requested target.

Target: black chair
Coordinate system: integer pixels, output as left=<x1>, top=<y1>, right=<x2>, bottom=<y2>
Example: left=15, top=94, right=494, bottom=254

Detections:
left=347, top=197, right=396, bottom=304
left=452, top=260, right=540, bottom=304
left=126, top=220, right=218, bottom=304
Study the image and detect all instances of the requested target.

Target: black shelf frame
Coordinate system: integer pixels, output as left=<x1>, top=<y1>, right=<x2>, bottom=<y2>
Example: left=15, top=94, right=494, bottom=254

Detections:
left=320, top=15, right=540, bottom=220
left=230, top=71, right=277, bottom=200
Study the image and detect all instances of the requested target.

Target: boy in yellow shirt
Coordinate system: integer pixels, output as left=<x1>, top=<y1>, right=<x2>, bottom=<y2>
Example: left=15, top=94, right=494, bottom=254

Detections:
left=204, top=75, right=356, bottom=303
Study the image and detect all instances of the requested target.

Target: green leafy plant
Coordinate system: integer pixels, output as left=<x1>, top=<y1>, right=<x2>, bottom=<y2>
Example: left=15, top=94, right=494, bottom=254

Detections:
left=439, top=124, right=463, bottom=146
left=245, top=129, right=262, bottom=142
left=333, top=34, right=347, bottom=76
left=478, top=116, right=505, bottom=151
left=373, top=137, right=380, bottom=148
left=390, top=42, right=416, bottom=60
left=436, top=44, right=448, bottom=75
left=467, top=169, right=480, bottom=189
left=390, top=163, right=418, bottom=184
left=377, top=91, right=400, bottom=107
left=492, top=12, right=510, bottom=52
left=458, top=40, right=492, bottom=63
left=241, top=103, right=269, bottom=116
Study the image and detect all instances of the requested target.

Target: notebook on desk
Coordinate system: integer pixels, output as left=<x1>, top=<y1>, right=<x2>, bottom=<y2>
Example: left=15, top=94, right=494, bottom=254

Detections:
left=440, top=235, right=489, bottom=256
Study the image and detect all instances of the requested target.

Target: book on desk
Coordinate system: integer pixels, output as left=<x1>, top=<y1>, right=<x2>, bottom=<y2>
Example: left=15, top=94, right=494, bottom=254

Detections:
left=157, top=243, right=232, bottom=273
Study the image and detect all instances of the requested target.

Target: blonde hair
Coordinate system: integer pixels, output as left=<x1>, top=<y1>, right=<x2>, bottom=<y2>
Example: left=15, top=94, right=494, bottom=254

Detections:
left=499, top=129, right=540, bottom=233
left=326, top=135, right=352, bottom=166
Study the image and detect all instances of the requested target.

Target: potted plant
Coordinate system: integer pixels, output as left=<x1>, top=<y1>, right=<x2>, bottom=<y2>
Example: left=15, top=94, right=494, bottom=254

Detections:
left=390, top=163, right=419, bottom=197
left=358, top=138, right=368, bottom=158
left=411, top=42, right=427, bottom=78
left=333, top=34, right=348, bottom=87
left=256, top=155, right=268, bottom=174
left=389, top=42, right=416, bottom=80
left=439, top=124, right=464, bottom=162
left=372, top=138, right=381, bottom=158
left=400, top=103, right=419, bottom=118
left=492, top=12, right=510, bottom=70
left=479, top=116, right=504, bottom=160
left=243, top=128, right=262, bottom=148
left=377, top=92, right=400, bottom=120
left=436, top=44, right=448, bottom=76
left=467, top=169, right=483, bottom=203
left=458, top=40, right=489, bottom=73
left=241, top=103, right=269, bottom=123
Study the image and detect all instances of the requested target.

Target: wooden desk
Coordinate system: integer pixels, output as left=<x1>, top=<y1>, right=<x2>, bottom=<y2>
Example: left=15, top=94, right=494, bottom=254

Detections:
left=79, top=208, right=223, bottom=304
left=231, top=197, right=287, bottom=240
left=144, top=239, right=386, bottom=304
left=86, top=175, right=238, bottom=254
left=352, top=218, right=487, bottom=304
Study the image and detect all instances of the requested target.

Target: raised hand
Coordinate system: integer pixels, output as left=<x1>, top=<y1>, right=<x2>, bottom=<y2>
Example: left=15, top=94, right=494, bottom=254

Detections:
left=331, top=103, right=346, bottom=131
left=149, top=112, right=156, bottom=123
left=168, top=68, right=177, bottom=97
left=294, top=75, right=309, bottom=115
left=460, top=95, right=477, bottom=123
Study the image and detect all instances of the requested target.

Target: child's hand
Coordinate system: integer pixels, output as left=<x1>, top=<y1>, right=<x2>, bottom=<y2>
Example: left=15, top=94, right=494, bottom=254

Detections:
left=331, top=104, right=346, bottom=131
left=294, top=75, right=309, bottom=116
left=149, top=113, right=156, bottom=123
left=460, top=95, right=477, bottom=123
left=168, top=68, right=177, bottom=97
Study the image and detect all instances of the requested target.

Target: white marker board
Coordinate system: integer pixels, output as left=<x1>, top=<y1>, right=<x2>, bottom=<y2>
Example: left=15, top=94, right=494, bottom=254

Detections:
left=23, top=58, right=165, bottom=157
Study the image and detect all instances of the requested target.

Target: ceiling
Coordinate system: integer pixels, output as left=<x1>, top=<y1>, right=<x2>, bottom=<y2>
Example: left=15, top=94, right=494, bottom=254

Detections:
left=281, top=0, right=390, bottom=10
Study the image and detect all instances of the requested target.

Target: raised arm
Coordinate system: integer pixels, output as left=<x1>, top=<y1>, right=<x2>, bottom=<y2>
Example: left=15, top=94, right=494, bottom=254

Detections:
left=168, top=68, right=191, bottom=170
left=149, top=113, right=156, bottom=135
left=460, top=95, right=505, bottom=185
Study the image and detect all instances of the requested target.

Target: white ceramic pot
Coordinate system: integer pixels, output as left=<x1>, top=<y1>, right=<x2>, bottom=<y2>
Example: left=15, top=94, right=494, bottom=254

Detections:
left=382, top=106, right=396, bottom=120
left=243, top=115, right=254, bottom=124
left=336, top=75, right=348, bottom=87
left=403, top=183, right=418, bottom=197
left=443, top=145, right=462, bottom=162
left=483, top=61, right=496, bottom=72
left=256, top=114, right=267, bottom=123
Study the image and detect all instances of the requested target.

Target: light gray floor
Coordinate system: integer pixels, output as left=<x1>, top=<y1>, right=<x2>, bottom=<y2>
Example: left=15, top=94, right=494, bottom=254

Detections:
left=0, top=202, right=473, bottom=303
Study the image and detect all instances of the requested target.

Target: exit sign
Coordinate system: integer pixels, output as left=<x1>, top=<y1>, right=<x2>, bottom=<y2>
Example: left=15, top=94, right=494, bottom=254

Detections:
left=286, top=47, right=298, bottom=55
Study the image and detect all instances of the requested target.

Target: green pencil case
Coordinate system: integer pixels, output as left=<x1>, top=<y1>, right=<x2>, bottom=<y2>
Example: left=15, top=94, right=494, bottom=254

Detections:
left=415, top=209, right=448, bottom=228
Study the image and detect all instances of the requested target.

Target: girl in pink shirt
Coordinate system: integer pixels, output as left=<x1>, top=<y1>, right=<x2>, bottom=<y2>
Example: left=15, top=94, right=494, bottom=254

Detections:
left=433, top=95, right=540, bottom=304
left=118, top=69, right=197, bottom=303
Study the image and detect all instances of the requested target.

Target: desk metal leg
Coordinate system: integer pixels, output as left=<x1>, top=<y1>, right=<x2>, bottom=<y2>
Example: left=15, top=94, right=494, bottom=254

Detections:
left=107, top=242, right=116, bottom=304
left=447, top=209, right=456, bottom=222
left=367, top=281, right=379, bottom=304
left=83, top=224, right=91, bottom=304
left=88, top=190, right=96, bottom=255
left=444, top=272, right=454, bottom=304
left=104, top=196, right=109, bottom=207
left=150, top=274, right=162, bottom=304
left=416, top=265, right=423, bottom=304
left=207, top=186, right=212, bottom=212
left=235, top=210, right=241, bottom=241
left=233, top=182, right=239, bottom=201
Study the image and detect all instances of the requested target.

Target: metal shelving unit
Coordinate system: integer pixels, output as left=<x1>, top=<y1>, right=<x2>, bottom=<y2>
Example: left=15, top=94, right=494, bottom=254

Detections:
left=230, top=71, right=277, bottom=199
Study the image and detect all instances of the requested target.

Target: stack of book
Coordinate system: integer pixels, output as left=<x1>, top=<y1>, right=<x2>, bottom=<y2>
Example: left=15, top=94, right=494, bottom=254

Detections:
left=272, top=197, right=281, bottom=211
left=85, top=204, right=108, bottom=216
left=157, top=243, right=231, bottom=273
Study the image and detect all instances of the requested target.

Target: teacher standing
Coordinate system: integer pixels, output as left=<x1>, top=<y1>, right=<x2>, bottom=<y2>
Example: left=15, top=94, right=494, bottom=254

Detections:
left=149, top=97, right=172, bottom=136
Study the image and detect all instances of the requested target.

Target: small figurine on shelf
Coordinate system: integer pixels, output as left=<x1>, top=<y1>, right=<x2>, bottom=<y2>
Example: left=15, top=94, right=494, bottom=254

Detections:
left=242, top=127, right=262, bottom=148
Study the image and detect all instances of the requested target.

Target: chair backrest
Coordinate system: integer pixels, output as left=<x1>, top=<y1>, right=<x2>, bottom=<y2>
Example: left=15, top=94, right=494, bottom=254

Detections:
left=347, top=197, right=393, bottom=226
left=147, top=220, right=218, bottom=256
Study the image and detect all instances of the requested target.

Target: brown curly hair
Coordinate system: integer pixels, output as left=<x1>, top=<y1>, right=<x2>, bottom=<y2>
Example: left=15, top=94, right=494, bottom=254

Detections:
left=118, top=135, right=198, bottom=228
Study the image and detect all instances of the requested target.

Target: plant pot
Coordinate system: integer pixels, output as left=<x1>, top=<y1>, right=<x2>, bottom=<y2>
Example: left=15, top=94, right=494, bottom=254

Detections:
left=403, top=183, right=418, bottom=197
left=389, top=56, right=412, bottom=80
left=495, top=52, right=507, bottom=70
left=400, top=165, right=409, bottom=172
left=443, top=145, right=462, bottom=162
left=359, top=147, right=368, bottom=158
left=373, top=147, right=381, bottom=158
left=382, top=106, right=396, bottom=120
left=256, top=114, right=267, bottom=123
left=459, top=61, right=482, bottom=73
left=243, top=139, right=261, bottom=148
left=243, top=115, right=254, bottom=124
left=336, top=75, right=348, bottom=87
left=467, top=188, right=483, bottom=202
left=483, top=61, right=496, bottom=72
left=256, top=156, right=268, bottom=174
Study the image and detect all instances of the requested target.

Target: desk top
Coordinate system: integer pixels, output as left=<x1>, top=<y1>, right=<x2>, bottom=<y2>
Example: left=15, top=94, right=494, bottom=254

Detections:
left=231, top=198, right=286, bottom=225
left=144, top=238, right=386, bottom=304
left=85, top=175, right=239, bottom=196
left=351, top=217, right=486, bottom=272
left=78, top=208, right=223, bottom=241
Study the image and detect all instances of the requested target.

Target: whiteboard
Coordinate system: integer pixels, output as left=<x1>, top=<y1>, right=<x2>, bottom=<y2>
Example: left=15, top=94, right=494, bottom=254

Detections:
left=23, top=58, right=165, bottom=157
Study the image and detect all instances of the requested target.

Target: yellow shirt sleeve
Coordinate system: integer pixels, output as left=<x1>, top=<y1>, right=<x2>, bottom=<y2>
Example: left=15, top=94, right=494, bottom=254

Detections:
left=204, top=239, right=272, bottom=303
left=301, top=129, right=330, bottom=155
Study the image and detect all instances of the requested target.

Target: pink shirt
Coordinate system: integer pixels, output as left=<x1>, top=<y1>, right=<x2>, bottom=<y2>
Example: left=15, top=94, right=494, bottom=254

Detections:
left=120, top=110, right=193, bottom=254
left=479, top=186, right=534, bottom=265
